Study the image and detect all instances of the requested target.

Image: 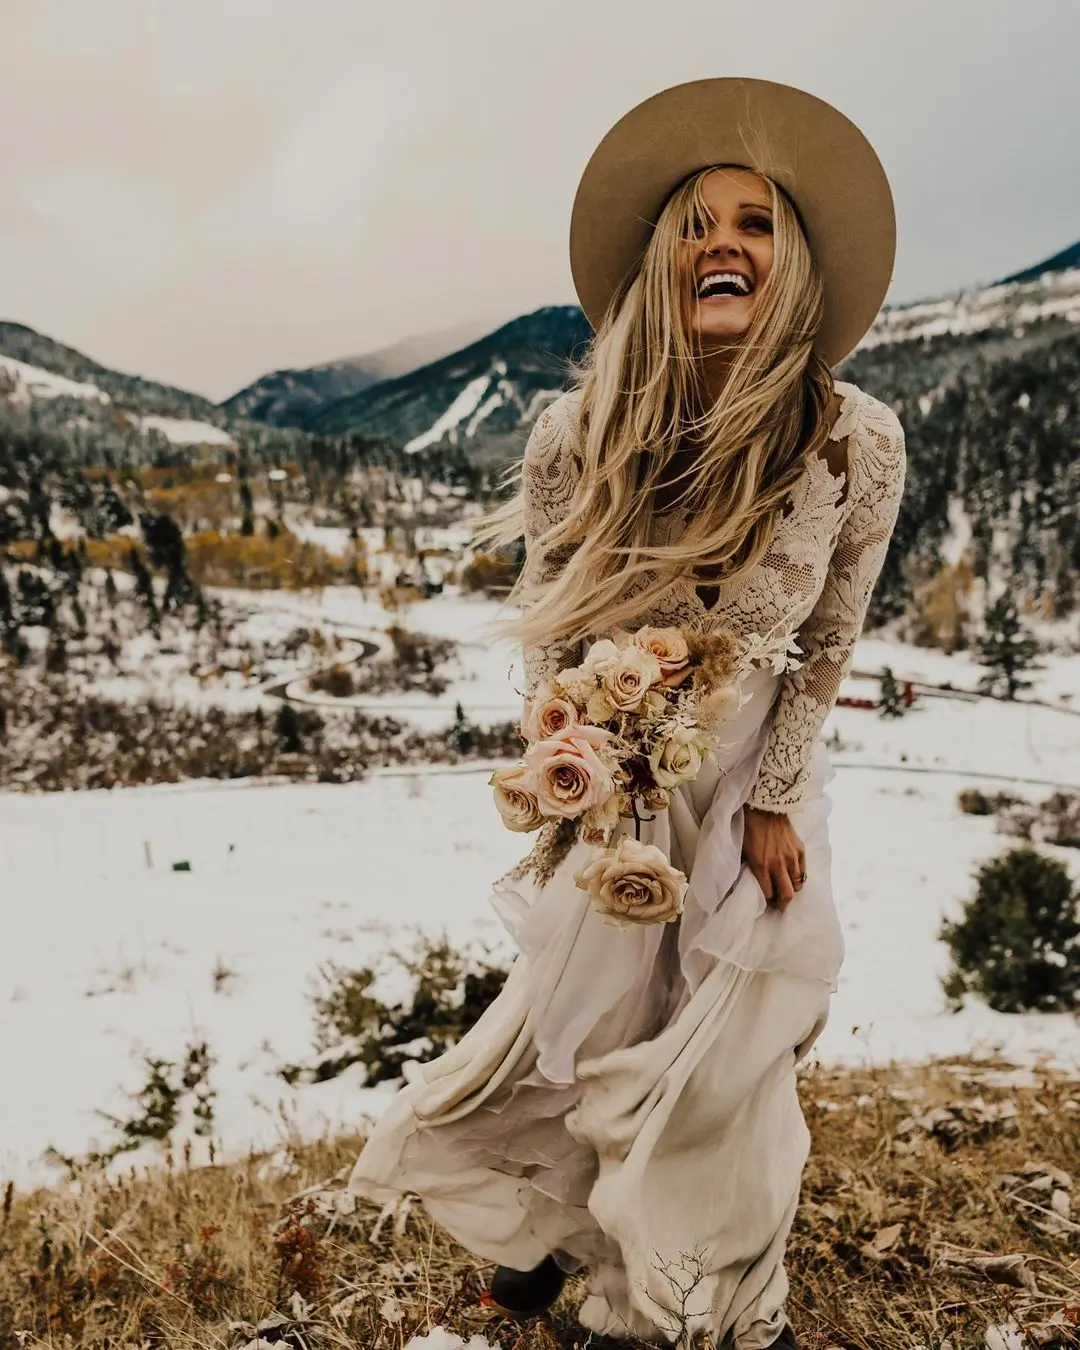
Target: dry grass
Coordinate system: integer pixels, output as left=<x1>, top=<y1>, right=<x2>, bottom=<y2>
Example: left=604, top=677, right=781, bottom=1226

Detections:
left=1, top=1060, right=1078, bottom=1349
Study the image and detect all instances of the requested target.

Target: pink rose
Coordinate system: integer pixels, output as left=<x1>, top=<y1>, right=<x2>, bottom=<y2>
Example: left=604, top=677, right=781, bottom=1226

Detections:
left=522, top=688, right=580, bottom=744
left=524, top=727, right=615, bottom=820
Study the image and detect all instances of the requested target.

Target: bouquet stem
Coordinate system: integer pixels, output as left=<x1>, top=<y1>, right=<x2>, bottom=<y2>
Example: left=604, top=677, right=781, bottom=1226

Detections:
left=630, top=796, right=656, bottom=841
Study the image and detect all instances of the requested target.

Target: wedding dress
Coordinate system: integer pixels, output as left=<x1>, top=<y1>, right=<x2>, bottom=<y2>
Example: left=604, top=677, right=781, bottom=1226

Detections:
left=349, top=382, right=906, bottom=1346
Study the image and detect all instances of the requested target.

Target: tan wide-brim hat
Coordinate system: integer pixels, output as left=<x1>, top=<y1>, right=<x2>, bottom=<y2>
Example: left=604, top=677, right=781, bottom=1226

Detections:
left=569, top=77, right=896, bottom=367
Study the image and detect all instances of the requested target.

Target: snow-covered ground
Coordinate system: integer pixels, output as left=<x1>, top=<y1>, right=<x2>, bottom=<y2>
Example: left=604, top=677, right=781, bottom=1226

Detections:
left=3, top=591, right=1080, bottom=1190
left=138, top=413, right=236, bottom=447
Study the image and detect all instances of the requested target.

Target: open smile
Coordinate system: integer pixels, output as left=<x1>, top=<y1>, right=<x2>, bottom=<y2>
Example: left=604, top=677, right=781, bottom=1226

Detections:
left=695, top=269, right=755, bottom=302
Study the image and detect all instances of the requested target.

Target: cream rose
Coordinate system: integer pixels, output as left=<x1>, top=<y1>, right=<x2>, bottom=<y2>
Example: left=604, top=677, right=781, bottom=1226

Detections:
left=522, top=686, right=581, bottom=743
left=574, top=837, right=687, bottom=929
left=524, top=726, right=616, bottom=819
left=648, top=722, right=709, bottom=789
left=631, top=626, right=691, bottom=687
left=602, top=646, right=663, bottom=713
left=489, top=765, right=544, bottom=832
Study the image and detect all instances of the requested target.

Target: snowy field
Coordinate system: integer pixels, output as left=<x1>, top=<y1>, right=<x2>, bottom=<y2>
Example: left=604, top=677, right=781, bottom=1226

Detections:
left=3, top=591, right=1080, bottom=1190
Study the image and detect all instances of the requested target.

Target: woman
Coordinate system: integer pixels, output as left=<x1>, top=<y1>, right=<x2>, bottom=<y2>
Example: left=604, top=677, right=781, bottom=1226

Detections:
left=350, top=77, right=906, bottom=1348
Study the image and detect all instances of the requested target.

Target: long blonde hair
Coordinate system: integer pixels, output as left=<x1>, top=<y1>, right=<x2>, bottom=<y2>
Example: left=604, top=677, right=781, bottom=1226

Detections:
left=479, top=163, right=836, bottom=650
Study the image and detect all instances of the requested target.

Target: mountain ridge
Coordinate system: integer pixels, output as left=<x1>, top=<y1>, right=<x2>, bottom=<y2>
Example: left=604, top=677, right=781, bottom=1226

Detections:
left=219, top=318, right=495, bottom=428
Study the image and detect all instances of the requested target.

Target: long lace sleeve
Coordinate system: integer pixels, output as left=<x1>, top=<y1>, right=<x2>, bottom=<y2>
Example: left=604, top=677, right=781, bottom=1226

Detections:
left=519, top=392, right=584, bottom=698
left=746, top=396, right=907, bottom=813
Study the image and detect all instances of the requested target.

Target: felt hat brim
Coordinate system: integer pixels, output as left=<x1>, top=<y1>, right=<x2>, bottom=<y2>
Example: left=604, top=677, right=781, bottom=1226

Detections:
left=569, top=77, right=896, bottom=368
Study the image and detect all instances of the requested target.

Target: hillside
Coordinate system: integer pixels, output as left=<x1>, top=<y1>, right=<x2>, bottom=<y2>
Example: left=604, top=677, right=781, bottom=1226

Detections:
left=0, top=321, right=225, bottom=422
left=3, top=1060, right=1078, bottom=1348
left=308, top=305, right=592, bottom=453
left=0, top=322, right=323, bottom=469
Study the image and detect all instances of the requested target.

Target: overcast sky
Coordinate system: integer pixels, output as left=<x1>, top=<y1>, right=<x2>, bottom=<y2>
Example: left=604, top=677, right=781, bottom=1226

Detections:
left=2, top=1, right=1078, bottom=401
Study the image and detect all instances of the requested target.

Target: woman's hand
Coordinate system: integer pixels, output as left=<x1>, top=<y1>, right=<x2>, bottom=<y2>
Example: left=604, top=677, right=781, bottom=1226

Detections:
left=742, top=805, right=806, bottom=911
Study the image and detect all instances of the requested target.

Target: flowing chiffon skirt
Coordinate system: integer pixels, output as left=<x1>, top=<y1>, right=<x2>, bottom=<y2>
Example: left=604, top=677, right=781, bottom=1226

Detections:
left=348, top=666, right=845, bottom=1347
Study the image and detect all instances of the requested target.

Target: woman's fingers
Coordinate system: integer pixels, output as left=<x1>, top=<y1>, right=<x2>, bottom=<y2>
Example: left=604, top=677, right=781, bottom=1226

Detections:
left=772, top=863, right=797, bottom=911
left=750, top=861, right=773, bottom=902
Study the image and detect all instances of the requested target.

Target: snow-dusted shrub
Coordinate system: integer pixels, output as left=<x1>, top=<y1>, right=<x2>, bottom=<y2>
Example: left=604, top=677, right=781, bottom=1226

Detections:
left=940, top=846, right=1080, bottom=1013
left=957, top=788, right=1021, bottom=816
left=282, top=935, right=509, bottom=1087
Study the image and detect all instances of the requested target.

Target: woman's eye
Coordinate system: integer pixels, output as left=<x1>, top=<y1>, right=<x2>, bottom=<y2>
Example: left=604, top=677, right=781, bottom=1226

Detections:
left=742, top=215, right=773, bottom=233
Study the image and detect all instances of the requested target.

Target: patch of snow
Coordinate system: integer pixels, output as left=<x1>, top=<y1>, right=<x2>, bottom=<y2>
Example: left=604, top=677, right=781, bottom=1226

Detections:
left=403, top=1332, right=498, bottom=1349
left=464, top=390, right=503, bottom=437
left=139, top=415, right=236, bottom=447
left=0, top=354, right=110, bottom=404
left=404, top=375, right=491, bottom=454
left=860, top=267, right=1080, bottom=351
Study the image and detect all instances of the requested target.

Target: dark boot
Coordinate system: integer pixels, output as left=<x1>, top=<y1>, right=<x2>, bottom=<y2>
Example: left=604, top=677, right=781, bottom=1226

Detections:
left=772, top=1322, right=799, bottom=1348
left=488, top=1253, right=567, bottom=1316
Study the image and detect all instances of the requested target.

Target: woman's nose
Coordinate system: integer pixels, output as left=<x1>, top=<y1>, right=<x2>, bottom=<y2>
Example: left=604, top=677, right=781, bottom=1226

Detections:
left=704, top=226, right=742, bottom=256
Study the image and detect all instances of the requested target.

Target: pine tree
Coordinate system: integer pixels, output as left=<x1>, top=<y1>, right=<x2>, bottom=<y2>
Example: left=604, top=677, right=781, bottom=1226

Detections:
left=941, top=846, right=1080, bottom=1013
left=449, top=701, right=475, bottom=755
left=103, top=570, right=118, bottom=605
left=129, top=547, right=161, bottom=636
left=878, top=666, right=905, bottom=718
left=275, top=703, right=303, bottom=754
left=16, top=569, right=53, bottom=627
left=45, top=630, right=68, bottom=674
left=976, top=594, right=1039, bottom=699
left=239, top=480, right=255, bottom=537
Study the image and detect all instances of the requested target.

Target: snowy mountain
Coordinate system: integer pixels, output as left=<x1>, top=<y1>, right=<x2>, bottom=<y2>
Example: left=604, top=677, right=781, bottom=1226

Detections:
left=220, top=319, right=494, bottom=428
left=249, top=246, right=1080, bottom=470
left=0, top=321, right=310, bottom=464
left=308, top=306, right=592, bottom=456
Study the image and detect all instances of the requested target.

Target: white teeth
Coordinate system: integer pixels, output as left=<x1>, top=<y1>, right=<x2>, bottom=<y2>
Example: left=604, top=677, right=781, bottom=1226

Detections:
left=697, top=272, right=753, bottom=297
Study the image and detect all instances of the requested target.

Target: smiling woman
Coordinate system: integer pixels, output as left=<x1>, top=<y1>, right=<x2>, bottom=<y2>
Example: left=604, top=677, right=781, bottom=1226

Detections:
left=349, top=76, right=907, bottom=1350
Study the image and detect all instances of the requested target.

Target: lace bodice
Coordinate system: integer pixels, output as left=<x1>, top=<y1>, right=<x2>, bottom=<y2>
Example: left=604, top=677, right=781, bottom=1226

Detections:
left=518, top=380, right=907, bottom=813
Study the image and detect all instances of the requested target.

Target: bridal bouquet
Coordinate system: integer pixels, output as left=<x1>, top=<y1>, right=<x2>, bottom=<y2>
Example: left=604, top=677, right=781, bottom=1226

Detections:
left=490, top=625, right=748, bottom=931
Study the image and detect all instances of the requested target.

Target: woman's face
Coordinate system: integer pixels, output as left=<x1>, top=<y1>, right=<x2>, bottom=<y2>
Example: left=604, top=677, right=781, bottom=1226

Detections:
left=686, top=167, right=775, bottom=349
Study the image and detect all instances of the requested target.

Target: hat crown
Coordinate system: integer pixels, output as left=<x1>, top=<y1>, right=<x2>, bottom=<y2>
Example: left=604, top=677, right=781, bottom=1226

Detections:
left=569, top=77, right=896, bottom=367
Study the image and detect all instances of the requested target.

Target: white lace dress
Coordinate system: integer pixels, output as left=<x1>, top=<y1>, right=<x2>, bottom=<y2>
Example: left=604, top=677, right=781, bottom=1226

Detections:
left=349, top=381, right=907, bottom=1347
